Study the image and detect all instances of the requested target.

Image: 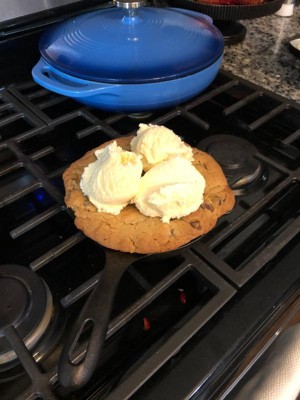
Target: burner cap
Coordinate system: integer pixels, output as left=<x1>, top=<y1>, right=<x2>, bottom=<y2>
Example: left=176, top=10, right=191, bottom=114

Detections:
left=0, top=265, right=53, bottom=365
left=198, top=135, right=262, bottom=190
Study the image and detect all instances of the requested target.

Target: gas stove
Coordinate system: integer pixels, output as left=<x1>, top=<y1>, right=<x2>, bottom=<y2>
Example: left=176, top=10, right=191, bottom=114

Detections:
left=0, top=2, right=300, bottom=400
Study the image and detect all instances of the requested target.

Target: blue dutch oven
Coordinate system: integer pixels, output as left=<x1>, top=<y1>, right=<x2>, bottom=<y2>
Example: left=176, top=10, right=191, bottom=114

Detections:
left=32, top=0, right=224, bottom=112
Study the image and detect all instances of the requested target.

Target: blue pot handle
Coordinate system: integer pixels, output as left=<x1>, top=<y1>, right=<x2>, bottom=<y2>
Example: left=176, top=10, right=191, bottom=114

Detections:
left=32, top=58, right=115, bottom=97
left=168, top=8, right=213, bottom=25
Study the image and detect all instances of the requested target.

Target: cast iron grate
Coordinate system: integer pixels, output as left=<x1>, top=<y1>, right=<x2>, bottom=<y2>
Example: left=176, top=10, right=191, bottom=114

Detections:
left=0, top=82, right=235, bottom=399
left=0, top=69, right=300, bottom=399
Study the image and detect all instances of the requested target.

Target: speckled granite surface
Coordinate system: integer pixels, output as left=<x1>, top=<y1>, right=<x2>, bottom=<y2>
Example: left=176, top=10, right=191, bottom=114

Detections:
left=222, top=4, right=300, bottom=102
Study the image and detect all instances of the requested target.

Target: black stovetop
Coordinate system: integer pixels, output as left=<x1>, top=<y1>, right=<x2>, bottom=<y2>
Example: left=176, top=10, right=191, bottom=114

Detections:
left=0, top=6, right=300, bottom=400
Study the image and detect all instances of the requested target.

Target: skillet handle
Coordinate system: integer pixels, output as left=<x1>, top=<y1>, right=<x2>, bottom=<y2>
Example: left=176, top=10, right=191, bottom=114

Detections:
left=58, top=250, right=140, bottom=392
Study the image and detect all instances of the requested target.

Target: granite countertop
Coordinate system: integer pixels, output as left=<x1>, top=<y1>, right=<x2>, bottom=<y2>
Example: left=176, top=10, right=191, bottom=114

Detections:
left=222, top=4, right=300, bottom=102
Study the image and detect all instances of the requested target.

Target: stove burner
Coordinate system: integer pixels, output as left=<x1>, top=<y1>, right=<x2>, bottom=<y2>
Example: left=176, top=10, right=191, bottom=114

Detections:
left=198, top=135, right=264, bottom=194
left=0, top=265, right=53, bottom=368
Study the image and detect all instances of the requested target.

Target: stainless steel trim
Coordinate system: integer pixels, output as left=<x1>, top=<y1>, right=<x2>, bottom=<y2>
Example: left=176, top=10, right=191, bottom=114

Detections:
left=0, top=0, right=84, bottom=23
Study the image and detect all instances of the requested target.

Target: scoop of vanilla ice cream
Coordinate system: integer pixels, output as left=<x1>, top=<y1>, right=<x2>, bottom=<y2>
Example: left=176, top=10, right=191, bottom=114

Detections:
left=134, top=157, right=206, bottom=223
left=130, top=123, right=193, bottom=171
left=80, top=141, right=143, bottom=214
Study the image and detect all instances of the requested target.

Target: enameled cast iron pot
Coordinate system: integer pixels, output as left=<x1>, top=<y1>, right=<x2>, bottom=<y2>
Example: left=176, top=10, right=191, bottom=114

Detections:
left=32, top=1, right=224, bottom=113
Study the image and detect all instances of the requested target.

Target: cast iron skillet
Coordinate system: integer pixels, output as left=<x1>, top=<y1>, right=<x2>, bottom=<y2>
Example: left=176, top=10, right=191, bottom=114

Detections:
left=58, top=237, right=200, bottom=391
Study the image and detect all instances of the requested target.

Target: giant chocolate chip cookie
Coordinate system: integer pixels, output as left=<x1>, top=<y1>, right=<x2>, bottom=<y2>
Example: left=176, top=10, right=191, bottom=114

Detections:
left=63, top=136, right=235, bottom=253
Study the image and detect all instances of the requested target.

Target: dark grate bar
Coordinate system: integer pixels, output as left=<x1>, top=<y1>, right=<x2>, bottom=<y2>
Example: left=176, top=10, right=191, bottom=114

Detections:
left=29, top=231, right=85, bottom=271
left=222, top=90, right=262, bottom=116
left=10, top=204, right=63, bottom=239
left=248, top=103, right=289, bottom=131
left=185, top=79, right=238, bottom=110
left=0, top=112, right=25, bottom=126
left=281, top=127, right=300, bottom=146
left=182, top=109, right=210, bottom=131
left=60, top=272, right=101, bottom=308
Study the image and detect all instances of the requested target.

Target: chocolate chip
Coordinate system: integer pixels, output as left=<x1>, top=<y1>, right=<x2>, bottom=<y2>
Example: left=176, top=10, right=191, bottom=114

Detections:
left=190, top=221, right=201, bottom=229
left=201, top=202, right=214, bottom=211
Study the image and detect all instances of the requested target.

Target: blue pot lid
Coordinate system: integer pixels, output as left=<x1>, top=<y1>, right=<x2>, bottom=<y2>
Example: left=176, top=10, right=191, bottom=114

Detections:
left=39, top=4, right=224, bottom=84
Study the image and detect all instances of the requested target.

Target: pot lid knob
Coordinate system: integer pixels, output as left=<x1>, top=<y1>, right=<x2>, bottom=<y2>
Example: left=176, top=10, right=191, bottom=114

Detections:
left=114, top=0, right=146, bottom=16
